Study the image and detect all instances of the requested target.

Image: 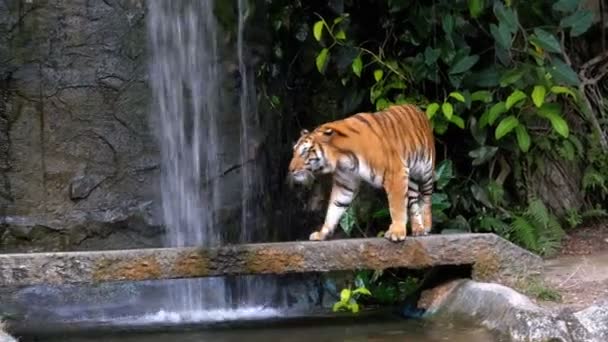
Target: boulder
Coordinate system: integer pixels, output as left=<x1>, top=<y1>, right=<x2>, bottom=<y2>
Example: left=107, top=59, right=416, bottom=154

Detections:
left=420, top=279, right=607, bottom=342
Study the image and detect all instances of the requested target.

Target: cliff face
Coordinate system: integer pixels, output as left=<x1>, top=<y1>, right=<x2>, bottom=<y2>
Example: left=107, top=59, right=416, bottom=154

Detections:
left=0, top=0, right=272, bottom=252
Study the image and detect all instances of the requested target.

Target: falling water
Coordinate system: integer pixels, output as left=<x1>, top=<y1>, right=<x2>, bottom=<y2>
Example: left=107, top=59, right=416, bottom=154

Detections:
left=147, top=0, right=227, bottom=315
left=146, top=0, right=280, bottom=318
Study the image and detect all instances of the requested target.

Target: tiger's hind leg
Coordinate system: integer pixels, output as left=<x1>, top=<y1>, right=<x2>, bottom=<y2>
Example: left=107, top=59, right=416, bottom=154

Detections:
left=408, top=181, right=425, bottom=237
left=420, top=176, right=434, bottom=235
left=383, top=167, right=408, bottom=242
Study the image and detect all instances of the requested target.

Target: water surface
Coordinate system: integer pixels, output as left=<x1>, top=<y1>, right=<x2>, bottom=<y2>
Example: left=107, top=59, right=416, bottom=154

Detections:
left=20, top=316, right=502, bottom=342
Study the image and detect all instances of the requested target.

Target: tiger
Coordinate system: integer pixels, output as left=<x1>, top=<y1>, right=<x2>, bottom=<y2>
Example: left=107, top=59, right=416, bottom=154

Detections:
left=287, top=103, right=436, bottom=242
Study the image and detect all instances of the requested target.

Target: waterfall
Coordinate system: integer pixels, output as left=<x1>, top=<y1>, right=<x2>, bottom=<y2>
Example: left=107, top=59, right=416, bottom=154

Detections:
left=146, top=0, right=281, bottom=319
left=147, top=0, right=227, bottom=315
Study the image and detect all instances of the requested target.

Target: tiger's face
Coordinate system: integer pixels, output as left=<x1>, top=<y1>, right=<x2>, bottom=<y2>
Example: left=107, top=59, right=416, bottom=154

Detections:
left=288, top=128, right=333, bottom=186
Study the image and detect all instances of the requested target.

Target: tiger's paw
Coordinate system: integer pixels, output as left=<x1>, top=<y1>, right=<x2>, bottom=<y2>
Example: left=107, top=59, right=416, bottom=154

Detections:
left=384, top=223, right=406, bottom=242
left=309, top=231, right=327, bottom=241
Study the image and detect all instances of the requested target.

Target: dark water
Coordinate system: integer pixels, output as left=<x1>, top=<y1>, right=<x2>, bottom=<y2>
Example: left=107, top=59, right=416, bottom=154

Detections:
left=17, top=316, right=502, bottom=342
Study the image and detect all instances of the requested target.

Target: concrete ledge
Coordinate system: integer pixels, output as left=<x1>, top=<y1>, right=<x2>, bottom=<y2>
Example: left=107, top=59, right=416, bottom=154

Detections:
left=0, top=233, right=542, bottom=287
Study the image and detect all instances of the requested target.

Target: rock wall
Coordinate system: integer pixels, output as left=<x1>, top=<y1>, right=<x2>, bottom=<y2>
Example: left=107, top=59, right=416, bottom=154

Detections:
left=0, top=0, right=273, bottom=252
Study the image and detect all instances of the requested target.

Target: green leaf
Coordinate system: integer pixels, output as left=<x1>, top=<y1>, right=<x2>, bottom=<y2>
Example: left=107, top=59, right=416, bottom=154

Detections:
left=340, top=288, right=351, bottom=302
left=435, top=159, right=454, bottom=190
left=442, top=14, right=454, bottom=34
left=352, top=56, right=363, bottom=77
left=315, top=48, right=330, bottom=74
left=548, top=115, right=570, bottom=138
left=471, top=90, right=492, bottom=103
left=426, top=103, right=440, bottom=119
left=494, top=2, right=519, bottom=33
left=468, top=0, right=485, bottom=18
left=332, top=302, right=345, bottom=312
left=375, top=98, right=390, bottom=111
left=550, top=86, right=577, bottom=100
left=550, top=58, right=580, bottom=86
left=339, top=207, right=357, bottom=236
left=488, top=101, right=507, bottom=125
left=468, top=146, right=498, bottom=166
left=353, top=287, right=372, bottom=296
left=374, top=69, right=384, bottom=82
left=515, top=125, right=531, bottom=152
left=335, top=30, right=346, bottom=40
left=349, top=302, right=360, bottom=313
left=530, top=29, right=562, bottom=53
left=500, top=68, right=524, bottom=87
left=450, top=115, right=465, bottom=129
left=553, top=0, right=580, bottom=13
left=333, top=16, right=345, bottom=25
left=479, top=110, right=491, bottom=128
left=531, top=85, right=546, bottom=108
left=490, top=23, right=512, bottom=50
left=538, top=102, right=561, bottom=117
left=560, top=10, right=594, bottom=37
left=449, top=55, right=479, bottom=74
left=505, top=90, right=527, bottom=109
left=313, top=21, right=324, bottom=41
left=424, top=47, right=441, bottom=66
left=433, top=120, right=449, bottom=135
left=537, top=103, right=569, bottom=137
left=442, top=102, right=453, bottom=120
left=449, top=92, right=466, bottom=102
left=495, top=115, right=519, bottom=140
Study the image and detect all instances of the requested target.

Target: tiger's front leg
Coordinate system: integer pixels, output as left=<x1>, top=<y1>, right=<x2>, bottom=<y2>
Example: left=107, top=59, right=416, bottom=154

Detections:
left=383, top=168, right=409, bottom=242
left=309, top=176, right=359, bottom=241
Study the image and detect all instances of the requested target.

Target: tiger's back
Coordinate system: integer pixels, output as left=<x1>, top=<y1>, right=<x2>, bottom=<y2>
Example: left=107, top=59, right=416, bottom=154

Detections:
left=288, top=103, right=436, bottom=242
left=338, top=104, right=435, bottom=185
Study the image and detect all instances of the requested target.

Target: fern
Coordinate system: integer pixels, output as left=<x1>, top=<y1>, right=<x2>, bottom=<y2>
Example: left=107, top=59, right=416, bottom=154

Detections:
left=557, top=140, right=576, bottom=161
left=526, top=198, right=549, bottom=227
left=582, top=167, right=607, bottom=193
left=581, top=207, right=608, bottom=219
left=511, top=215, right=538, bottom=252
left=565, top=208, right=582, bottom=228
left=510, top=199, right=565, bottom=256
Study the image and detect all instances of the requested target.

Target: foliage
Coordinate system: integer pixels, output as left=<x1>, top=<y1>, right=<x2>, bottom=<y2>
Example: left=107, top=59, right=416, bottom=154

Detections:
left=259, top=0, right=607, bottom=254
left=517, top=277, right=562, bottom=302
left=331, top=283, right=372, bottom=313
left=332, top=269, right=421, bottom=313
left=510, top=199, right=565, bottom=256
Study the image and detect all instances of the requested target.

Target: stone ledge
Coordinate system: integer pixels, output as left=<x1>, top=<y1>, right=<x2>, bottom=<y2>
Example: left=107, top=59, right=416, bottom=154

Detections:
left=0, top=233, right=542, bottom=287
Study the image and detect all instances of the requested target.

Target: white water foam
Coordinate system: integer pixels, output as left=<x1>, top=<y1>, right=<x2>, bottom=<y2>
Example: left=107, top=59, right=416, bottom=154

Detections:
left=65, top=307, right=282, bottom=326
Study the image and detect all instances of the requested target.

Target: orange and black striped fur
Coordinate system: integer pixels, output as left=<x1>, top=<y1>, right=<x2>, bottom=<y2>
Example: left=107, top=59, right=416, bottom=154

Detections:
left=288, top=104, right=436, bottom=242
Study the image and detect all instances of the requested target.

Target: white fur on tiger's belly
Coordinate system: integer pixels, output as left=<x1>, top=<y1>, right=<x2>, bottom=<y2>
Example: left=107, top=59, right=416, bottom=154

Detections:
left=358, top=162, right=384, bottom=188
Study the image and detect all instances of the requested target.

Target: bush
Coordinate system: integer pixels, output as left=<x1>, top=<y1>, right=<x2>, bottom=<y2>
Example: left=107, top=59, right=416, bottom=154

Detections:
left=258, top=0, right=608, bottom=256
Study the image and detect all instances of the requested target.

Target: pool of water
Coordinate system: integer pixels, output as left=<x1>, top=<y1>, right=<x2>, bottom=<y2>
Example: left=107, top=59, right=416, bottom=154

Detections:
left=17, top=314, right=503, bottom=342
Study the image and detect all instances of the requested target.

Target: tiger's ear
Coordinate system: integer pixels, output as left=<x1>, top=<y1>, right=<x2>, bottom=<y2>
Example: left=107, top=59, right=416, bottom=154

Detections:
left=300, top=129, right=309, bottom=136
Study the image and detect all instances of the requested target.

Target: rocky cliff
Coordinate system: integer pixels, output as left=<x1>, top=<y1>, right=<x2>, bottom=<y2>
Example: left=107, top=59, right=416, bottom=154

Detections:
left=0, top=0, right=272, bottom=252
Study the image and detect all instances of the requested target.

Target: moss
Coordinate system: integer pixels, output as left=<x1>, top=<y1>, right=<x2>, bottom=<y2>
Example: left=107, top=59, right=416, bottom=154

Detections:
left=245, top=248, right=306, bottom=274
left=172, top=251, right=210, bottom=277
left=93, top=256, right=162, bottom=282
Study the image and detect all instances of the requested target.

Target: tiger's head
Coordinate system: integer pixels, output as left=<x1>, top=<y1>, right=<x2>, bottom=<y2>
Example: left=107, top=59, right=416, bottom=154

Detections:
left=288, top=127, right=337, bottom=187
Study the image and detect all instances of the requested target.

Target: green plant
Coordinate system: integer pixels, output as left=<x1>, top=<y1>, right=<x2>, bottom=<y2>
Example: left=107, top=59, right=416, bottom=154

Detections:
left=518, top=278, right=562, bottom=302
left=332, top=285, right=372, bottom=313
left=510, top=199, right=565, bottom=256
left=259, top=0, right=607, bottom=255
